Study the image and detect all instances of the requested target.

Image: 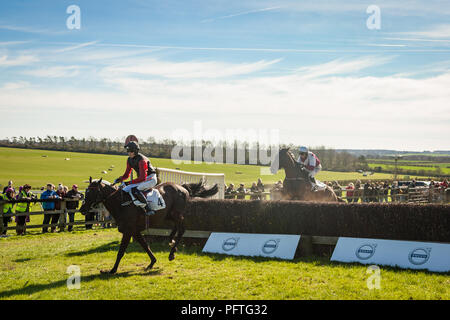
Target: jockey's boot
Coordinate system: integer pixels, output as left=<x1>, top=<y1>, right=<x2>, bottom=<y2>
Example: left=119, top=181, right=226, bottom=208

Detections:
left=131, top=187, right=155, bottom=216
left=309, top=176, right=318, bottom=191
left=143, top=203, right=156, bottom=216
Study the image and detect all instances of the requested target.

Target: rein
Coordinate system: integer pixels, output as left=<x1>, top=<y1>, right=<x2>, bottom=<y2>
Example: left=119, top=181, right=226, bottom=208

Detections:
left=88, top=184, right=120, bottom=205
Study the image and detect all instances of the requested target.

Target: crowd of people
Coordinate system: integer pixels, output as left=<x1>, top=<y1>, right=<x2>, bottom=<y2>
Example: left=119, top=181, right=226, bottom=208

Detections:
left=339, top=179, right=449, bottom=203
left=0, top=180, right=109, bottom=236
left=224, top=178, right=449, bottom=203
left=225, top=178, right=266, bottom=199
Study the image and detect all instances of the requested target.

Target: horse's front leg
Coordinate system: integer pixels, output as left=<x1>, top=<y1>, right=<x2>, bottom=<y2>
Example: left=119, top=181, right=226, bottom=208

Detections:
left=169, top=218, right=185, bottom=261
left=168, top=226, right=177, bottom=248
left=133, top=232, right=157, bottom=270
left=101, top=232, right=131, bottom=274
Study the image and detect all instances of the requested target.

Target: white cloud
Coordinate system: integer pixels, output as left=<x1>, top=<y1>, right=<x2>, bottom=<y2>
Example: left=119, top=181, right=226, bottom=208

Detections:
left=201, top=6, right=282, bottom=23
left=22, top=65, right=81, bottom=78
left=55, top=41, right=99, bottom=53
left=0, top=24, right=62, bottom=35
left=0, top=55, right=38, bottom=67
left=248, top=0, right=450, bottom=15
left=0, top=41, right=31, bottom=46
left=102, top=58, right=281, bottom=79
left=1, top=81, right=30, bottom=90
left=0, top=57, right=449, bottom=150
left=398, top=24, right=450, bottom=39
left=295, top=56, right=393, bottom=78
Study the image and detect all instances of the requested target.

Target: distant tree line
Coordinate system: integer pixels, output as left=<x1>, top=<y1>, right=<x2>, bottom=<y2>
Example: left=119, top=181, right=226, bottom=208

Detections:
left=0, top=136, right=364, bottom=172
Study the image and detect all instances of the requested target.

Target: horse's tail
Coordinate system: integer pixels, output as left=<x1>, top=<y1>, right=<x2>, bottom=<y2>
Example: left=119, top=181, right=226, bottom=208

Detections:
left=182, top=179, right=219, bottom=198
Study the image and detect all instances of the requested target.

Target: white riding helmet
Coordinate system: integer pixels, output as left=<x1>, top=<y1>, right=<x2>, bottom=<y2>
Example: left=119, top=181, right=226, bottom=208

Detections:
left=299, top=146, right=309, bottom=154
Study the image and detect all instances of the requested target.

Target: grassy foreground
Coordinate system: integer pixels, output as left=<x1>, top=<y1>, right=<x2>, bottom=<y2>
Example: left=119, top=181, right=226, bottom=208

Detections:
left=0, top=229, right=448, bottom=300
left=0, top=147, right=398, bottom=190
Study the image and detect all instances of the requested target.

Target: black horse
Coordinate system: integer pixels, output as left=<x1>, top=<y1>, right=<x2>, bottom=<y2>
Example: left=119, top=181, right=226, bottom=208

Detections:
left=79, top=177, right=218, bottom=274
left=270, top=148, right=341, bottom=202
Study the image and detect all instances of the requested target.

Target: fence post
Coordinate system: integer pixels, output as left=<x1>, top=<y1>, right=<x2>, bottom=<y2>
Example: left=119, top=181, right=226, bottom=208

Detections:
left=0, top=201, right=4, bottom=235
left=59, top=200, right=67, bottom=231
left=298, top=235, right=313, bottom=256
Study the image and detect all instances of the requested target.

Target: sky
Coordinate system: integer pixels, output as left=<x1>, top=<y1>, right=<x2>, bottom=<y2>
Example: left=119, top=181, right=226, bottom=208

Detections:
left=0, top=0, right=449, bottom=151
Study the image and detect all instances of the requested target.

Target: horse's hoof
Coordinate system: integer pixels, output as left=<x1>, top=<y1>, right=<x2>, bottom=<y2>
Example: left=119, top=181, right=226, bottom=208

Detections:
left=145, top=261, right=157, bottom=270
left=169, top=254, right=175, bottom=261
left=169, top=240, right=175, bottom=248
left=101, top=269, right=116, bottom=275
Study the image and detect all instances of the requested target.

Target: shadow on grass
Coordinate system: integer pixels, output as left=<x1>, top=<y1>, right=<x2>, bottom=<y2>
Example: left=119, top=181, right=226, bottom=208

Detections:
left=13, top=258, right=32, bottom=263
left=0, top=268, right=163, bottom=299
left=64, top=238, right=448, bottom=276
left=65, top=239, right=176, bottom=257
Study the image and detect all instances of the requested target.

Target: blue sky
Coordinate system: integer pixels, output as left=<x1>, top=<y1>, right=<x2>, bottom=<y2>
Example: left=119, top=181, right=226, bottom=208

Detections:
left=1, top=0, right=449, bottom=150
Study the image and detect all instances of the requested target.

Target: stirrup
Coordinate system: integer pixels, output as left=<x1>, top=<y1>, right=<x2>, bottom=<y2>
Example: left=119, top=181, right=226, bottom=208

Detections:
left=143, top=205, right=156, bottom=216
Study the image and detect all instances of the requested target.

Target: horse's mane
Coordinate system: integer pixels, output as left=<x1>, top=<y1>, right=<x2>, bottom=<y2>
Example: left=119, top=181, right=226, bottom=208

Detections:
left=286, top=149, right=296, bottom=162
left=281, top=148, right=296, bottom=163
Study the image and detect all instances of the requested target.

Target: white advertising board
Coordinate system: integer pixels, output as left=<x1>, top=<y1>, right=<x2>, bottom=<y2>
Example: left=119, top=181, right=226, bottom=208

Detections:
left=202, top=232, right=300, bottom=260
left=331, top=237, right=450, bottom=272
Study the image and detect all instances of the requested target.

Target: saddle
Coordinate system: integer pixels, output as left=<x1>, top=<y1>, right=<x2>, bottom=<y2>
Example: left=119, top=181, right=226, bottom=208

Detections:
left=120, top=189, right=166, bottom=211
left=293, top=164, right=327, bottom=192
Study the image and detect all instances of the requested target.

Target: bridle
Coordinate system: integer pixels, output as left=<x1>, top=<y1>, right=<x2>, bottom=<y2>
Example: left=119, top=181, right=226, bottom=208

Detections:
left=282, top=149, right=307, bottom=181
left=85, top=183, right=119, bottom=209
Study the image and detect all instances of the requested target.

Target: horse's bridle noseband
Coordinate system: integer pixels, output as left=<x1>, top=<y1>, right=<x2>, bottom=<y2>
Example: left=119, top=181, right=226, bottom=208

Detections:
left=85, top=184, right=118, bottom=209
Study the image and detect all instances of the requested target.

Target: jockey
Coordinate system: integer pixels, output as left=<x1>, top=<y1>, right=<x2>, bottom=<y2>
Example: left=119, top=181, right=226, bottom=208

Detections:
left=296, top=146, right=322, bottom=190
left=114, top=141, right=157, bottom=215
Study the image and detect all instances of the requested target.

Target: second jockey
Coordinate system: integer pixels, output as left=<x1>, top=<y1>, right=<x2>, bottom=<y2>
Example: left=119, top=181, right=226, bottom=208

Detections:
left=114, top=141, right=157, bottom=215
left=296, top=146, right=322, bottom=191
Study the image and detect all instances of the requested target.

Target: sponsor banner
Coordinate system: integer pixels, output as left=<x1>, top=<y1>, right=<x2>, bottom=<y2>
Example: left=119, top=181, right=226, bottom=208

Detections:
left=202, top=232, right=300, bottom=260
left=331, top=237, right=450, bottom=272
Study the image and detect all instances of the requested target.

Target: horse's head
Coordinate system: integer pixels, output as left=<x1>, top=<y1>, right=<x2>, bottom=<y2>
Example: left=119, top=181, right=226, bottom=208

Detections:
left=79, top=177, right=110, bottom=215
left=270, top=148, right=296, bottom=174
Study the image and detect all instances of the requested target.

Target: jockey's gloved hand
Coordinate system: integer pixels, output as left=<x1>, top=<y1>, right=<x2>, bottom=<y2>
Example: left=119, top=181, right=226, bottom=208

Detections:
left=114, top=177, right=122, bottom=184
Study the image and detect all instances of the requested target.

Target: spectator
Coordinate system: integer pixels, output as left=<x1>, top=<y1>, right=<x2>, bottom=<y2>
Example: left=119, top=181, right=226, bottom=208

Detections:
left=332, top=181, right=342, bottom=197
left=353, top=180, right=362, bottom=203
left=375, top=183, right=383, bottom=203
left=257, top=178, right=265, bottom=200
left=2, top=180, right=15, bottom=194
left=41, top=183, right=60, bottom=233
left=225, top=183, right=236, bottom=199
left=345, top=183, right=355, bottom=203
left=85, top=210, right=96, bottom=230
left=15, top=184, right=34, bottom=235
left=390, top=181, right=399, bottom=202
left=274, top=180, right=283, bottom=190
left=250, top=182, right=259, bottom=200
left=64, top=184, right=84, bottom=232
left=382, top=181, right=389, bottom=203
left=1, top=188, right=15, bottom=235
left=440, top=179, right=448, bottom=189
left=363, top=181, right=371, bottom=202
left=428, top=181, right=436, bottom=203
left=236, top=183, right=246, bottom=200
left=56, top=185, right=67, bottom=231
left=270, top=180, right=283, bottom=200
left=257, top=178, right=265, bottom=192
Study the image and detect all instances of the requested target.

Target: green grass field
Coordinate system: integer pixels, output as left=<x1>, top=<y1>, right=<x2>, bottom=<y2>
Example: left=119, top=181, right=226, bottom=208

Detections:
left=368, top=162, right=450, bottom=176
left=0, top=147, right=400, bottom=191
left=1, top=229, right=448, bottom=300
